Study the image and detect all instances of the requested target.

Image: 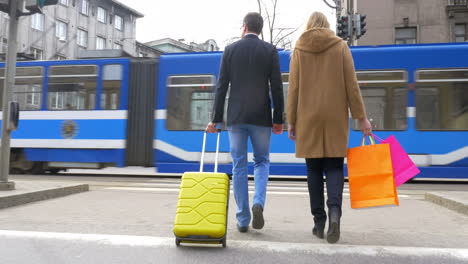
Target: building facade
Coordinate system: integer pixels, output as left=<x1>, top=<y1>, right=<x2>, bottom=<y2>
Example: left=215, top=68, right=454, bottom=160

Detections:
left=0, top=0, right=143, bottom=60
left=145, top=38, right=220, bottom=53
left=339, top=0, right=468, bottom=45
left=135, top=41, right=163, bottom=58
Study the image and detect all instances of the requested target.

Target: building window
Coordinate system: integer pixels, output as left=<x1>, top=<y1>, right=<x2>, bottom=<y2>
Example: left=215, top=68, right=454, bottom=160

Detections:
left=55, top=20, right=67, bottom=41
left=77, top=29, right=88, bottom=48
left=113, top=43, right=123, bottom=50
left=80, top=0, right=89, bottom=15
left=96, top=36, right=106, bottom=49
left=114, top=15, right=123, bottom=31
left=455, top=24, right=467, bottom=42
left=1, top=38, right=7, bottom=53
left=30, top=47, right=43, bottom=60
left=31, top=13, right=44, bottom=31
left=58, top=0, right=68, bottom=6
left=395, top=27, right=417, bottom=44
left=139, top=52, right=147, bottom=57
left=97, top=7, right=107, bottom=23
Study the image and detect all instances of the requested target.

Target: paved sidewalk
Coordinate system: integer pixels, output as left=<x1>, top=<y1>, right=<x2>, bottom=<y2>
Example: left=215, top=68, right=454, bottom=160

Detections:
left=425, top=191, right=468, bottom=216
left=0, top=183, right=467, bottom=249
left=0, top=180, right=89, bottom=209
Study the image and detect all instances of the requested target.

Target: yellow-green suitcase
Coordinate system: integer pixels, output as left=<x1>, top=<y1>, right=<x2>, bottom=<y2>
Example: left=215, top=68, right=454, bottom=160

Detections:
left=174, top=131, right=230, bottom=247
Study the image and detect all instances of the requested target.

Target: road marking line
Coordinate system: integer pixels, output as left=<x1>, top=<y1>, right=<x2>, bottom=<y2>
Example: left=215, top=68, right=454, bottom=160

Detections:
left=0, top=230, right=466, bottom=259
left=103, top=187, right=180, bottom=192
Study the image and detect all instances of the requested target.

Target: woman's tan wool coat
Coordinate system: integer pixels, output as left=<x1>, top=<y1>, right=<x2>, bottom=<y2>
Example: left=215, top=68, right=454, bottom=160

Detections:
left=287, top=28, right=366, bottom=158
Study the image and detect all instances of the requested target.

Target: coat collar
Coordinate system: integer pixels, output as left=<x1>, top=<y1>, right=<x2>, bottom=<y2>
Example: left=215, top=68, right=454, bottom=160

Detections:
left=244, top=34, right=259, bottom=39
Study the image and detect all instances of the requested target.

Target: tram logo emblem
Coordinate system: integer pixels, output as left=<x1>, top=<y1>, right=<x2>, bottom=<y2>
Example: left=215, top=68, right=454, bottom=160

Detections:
left=61, top=120, right=78, bottom=139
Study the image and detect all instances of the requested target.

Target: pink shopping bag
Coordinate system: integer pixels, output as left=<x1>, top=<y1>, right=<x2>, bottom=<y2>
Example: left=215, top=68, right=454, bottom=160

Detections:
left=373, top=134, right=420, bottom=187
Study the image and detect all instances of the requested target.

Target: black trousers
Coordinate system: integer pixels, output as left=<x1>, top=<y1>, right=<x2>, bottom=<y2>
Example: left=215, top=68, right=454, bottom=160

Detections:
left=305, top=158, right=344, bottom=228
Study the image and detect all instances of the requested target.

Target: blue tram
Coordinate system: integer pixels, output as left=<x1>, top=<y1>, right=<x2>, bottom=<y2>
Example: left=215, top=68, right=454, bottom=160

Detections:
left=1, top=43, right=467, bottom=178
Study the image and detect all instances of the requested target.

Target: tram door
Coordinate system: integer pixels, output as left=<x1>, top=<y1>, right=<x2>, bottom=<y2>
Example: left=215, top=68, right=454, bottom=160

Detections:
left=125, top=59, right=159, bottom=166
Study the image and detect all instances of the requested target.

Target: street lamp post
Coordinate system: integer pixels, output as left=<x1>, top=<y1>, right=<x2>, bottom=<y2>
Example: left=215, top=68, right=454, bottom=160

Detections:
left=0, top=0, right=24, bottom=191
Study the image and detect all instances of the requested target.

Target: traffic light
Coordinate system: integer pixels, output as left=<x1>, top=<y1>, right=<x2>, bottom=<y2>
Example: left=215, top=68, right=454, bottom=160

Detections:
left=25, top=0, right=58, bottom=14
left=337, top=16, right=351, bottom=40
left=355, top=14, right=367, bottom=39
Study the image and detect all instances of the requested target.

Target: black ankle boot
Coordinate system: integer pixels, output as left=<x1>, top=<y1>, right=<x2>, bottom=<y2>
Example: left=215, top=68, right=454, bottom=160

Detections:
left=327, top=208, right=340, bottom=244
left=312, top=226, right=325, bottom=239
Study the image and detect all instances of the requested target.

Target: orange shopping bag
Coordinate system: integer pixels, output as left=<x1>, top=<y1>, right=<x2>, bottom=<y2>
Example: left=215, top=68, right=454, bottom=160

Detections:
left=347, top=136, right=399, bottom=209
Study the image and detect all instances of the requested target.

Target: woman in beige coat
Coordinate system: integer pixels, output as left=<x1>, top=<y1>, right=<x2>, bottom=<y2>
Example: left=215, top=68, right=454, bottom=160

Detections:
left=287, top=12, right=372, bottom=244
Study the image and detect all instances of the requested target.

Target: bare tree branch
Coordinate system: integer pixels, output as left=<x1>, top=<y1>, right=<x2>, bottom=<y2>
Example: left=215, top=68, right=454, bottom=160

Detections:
left=256, top=0, right=300, bottom=48
left=273, top=27, right=301, bottom=47
left=270, top=0, right=278, bottom=44
left=272, top=28, right=287, bottom=43
left=261, top=0, right=273, bottom=43
left=256, top=0, right=265, bottom=40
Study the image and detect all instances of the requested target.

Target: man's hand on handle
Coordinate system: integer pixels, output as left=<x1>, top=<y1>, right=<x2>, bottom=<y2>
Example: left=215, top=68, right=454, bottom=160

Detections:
left=272, top=124, right=283, bottom=135
left=206, top=122, right=218, bottom=133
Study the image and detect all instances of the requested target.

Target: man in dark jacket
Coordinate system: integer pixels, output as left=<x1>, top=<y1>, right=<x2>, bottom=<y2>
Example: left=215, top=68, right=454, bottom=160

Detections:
left=206, top=12, right=284, bottom=233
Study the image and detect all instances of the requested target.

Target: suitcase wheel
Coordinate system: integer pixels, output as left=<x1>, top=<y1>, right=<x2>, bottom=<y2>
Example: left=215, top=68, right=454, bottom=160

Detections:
left=175, top=238, right=181, bottom=247
left=222, top=238, right=226, bottom=248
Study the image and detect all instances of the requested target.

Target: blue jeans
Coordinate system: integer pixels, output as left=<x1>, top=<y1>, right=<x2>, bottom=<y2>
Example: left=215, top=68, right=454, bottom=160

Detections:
left=228, top=124, right=271, bottom=227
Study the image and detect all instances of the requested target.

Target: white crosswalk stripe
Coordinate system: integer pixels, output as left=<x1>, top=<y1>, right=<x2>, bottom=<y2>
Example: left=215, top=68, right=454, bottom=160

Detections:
left=0, top=230, right=466, bottom=262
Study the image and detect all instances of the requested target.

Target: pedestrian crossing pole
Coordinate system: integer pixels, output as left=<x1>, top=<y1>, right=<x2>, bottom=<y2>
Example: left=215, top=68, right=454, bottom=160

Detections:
left=0, top=0, right=23, bottom=191
left=347, top=0, right=358, bottom=46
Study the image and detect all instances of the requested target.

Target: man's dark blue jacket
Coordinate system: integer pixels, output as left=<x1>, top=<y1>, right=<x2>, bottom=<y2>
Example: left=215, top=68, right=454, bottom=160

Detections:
left=211, top=34, right=284, bottom=127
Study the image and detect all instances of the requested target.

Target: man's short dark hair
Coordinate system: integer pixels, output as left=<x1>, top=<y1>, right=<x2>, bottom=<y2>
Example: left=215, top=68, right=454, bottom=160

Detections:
left=243, top=12, right=263, bottom=34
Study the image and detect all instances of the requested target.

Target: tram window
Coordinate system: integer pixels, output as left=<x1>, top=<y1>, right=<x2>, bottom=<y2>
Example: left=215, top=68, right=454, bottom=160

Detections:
left=352, top=70, right=408, bottom=130
left=166, top=75, right=215, bottom=130
left=0, top=67, right=43, bottom=110
left=415, top=69, right=468, bottom=130
left=101, top=64, right=122, bottom=110
left=48, top=65, right=97, bottom=110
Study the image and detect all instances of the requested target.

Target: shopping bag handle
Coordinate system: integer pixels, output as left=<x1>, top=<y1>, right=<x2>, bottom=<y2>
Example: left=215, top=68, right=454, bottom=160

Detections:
left=361, top=135, right=376, bottom=146
left=372, top=134, right=384, bottom=142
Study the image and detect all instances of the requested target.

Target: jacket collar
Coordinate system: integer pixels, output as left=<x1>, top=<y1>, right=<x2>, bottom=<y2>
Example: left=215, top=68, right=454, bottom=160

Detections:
left=244, top=34, right=259, bottom=39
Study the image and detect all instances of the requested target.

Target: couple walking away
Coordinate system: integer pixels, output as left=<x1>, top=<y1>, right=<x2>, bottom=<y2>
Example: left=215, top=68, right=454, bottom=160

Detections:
left=206, top=11, right=372, bottom=244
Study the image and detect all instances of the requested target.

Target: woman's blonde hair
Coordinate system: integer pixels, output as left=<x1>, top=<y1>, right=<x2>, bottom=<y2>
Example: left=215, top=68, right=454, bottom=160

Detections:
left=306, top=12, right=330, bottom=30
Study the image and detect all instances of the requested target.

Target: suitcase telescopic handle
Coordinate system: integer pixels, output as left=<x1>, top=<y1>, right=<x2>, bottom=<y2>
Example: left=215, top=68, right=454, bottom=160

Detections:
left=200, top=129, right=221, bottom=173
